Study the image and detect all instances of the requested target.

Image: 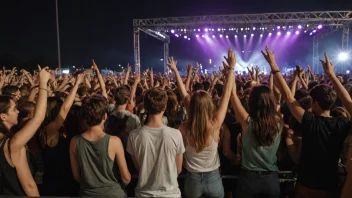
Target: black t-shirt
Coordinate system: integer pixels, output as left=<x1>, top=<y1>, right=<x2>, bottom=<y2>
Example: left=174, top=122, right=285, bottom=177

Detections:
left=297, top=111, right=352, bottom=190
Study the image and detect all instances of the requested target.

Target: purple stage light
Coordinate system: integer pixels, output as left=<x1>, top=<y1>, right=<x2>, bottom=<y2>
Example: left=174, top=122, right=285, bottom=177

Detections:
left=244, top=35, right=247, bottom=38
left=318, top=25, right=323, bottom=29
left=171, top=30, right=175, bottom=33
left=277, top=26, right=281, bottom=29
left=220, top=34, right=223, bottom=38
left=251, top=33, right=254, bottom=37
left=218, top=28, right=221, bottom=31
left=175, top=34, right=179, bottom=37
left=313, top=30, right=317, bottom=33
left=212, top=35, right=215, bottom=38
left=260, top=34, right=263, bottom=37
left=295, top=31, right=300, bottom=35
left=269, top=32, right=272, bottom=36
left=309, top=32, right=313, bottom=36
left=277, top=32, right=281, bottom=35
left=198, top=29, right=201, bottom=32
left=226, top=35, right=229, bottom=38
left=202, top=35, right=205, bottom=38
left=287, top=31, right=291, bottom=35
left=184, top=35, right=187, bottom=39
left=205, top=28, right=209, bottom=32
left=196, top=34, right=199, bottom=38
left=188, top=38, right=190, bottom=40
left=298, top=25, right=302, bottom=29
left=304, top=30, right=307, bottom=33
left=253, top=27, right=256, bottom=30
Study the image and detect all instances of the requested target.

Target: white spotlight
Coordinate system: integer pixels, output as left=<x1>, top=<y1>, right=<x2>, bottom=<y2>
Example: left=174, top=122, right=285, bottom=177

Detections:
left=338, top=52, right=349, bottom=61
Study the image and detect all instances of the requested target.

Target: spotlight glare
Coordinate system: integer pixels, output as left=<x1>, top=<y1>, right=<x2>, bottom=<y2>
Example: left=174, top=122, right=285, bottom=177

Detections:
left=235, top=35, right=237, bottom=38
left=287, top=31, right=291, bottom=35
left=277, top=32, right=281, bottom=35
left=347, top=70, right=350, bottom=74
left=241, top=28, right=244, bottom=31
left=309, top=33, right=313, bottom=36
left=318, top=25, right=323, bottom=29
left=212, top=35, right=215, bottom=38
left=226, top=35, right=229, bottom=38
left=269, top=32, right=272, bottom=36
left=298, top=25, right=302, bottom=29
left=295, top=31, right=300, bottom=35
left=251, top=33, right=254, bottom=37
left=338, top=52, right=349, bottom=61
left=244, top=35, right=247, bottom=38
left=202, top=35, right=205, bottom=38
left=205, top=28, right=208, bottom=32
left=277, top=26, right=281, bottom=29
left=175, top=34, right=179, bottom=37
left=198, top=29, right=200, bottom=32
left=313, top=30, right=317, bottom=33
left=171, top=30, right=175, bottom=33
left=253, top=27, right=256, bottom=30
left=260, top=34, right=263, bottom=37
left=220, top=34, right=223, bottom=38
left=184, top=35, right=187, bottom=39
left=218, top=28, right=221, bottom=31
left=196, top=34, right=199, bottom=38
left=188, top=38, right=190, bottom=40
left=304, top=30, right=307, bottom=33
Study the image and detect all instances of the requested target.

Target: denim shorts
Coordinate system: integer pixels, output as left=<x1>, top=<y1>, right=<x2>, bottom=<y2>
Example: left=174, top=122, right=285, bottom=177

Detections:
left=236, top=169, right=280, bottom=198
left=184, top=168, right=224, bottom=198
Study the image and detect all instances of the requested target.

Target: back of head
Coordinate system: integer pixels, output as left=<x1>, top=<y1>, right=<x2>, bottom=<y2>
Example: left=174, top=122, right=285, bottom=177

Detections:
left=165, top=91, right=178, bottom=128
left=309, top=84, right=336, bottom=111
left=2, top=85, right=19, bottom=96
left=144, top=88, right=168, bottom=115
left=65, top=105, right=83, bottom=139
left=213, top=84, right=224, bottom=97
left=44, top=97, right=64, bottom=125
left=80, top=95, right=108, bottom=129
left=188, top=91, right=215, bottom=152
left=77, top=86, right=89, bottom=98
left=193, top=82, right=204, bottom=92
left=114, top=86, right=131, bottom=106
left=17, top=100, right=35, bottom=120
left=248, top=85, right=280, bottom=146
left=308, top=81, right=319, bottom=91
left=202, top=81, right=211, bottom=92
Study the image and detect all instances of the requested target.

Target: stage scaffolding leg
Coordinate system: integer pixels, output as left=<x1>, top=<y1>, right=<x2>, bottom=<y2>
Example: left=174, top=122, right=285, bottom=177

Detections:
left=164, top=42, right=169, bottom=74
left=342, top=26, right=349, bottom=73
left=312, top=35, right=319, bottom=74
left=134, top=28, right=141, bottom=73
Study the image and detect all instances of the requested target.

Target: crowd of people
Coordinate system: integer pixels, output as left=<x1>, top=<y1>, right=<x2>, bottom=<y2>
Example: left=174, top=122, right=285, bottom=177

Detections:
left=0, top=47, right=351, bottom=198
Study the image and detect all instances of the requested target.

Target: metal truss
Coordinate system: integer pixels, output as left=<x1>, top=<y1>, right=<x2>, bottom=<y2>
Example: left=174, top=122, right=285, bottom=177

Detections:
left=134, top=11, right=352, bottom=28
left=133, top=11, right=352, bottom=73
left=133, top=28, right=140, bottom=73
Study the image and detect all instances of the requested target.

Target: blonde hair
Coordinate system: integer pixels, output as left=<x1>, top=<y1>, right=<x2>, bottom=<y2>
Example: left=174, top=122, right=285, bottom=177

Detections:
left=187, top=91, right=215, bottom=152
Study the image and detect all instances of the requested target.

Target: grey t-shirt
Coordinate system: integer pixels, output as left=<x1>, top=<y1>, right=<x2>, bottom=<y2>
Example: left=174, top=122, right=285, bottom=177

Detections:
left=109, top=110, right=141, bottom=134
left=127, top=125, right=185, bottom=197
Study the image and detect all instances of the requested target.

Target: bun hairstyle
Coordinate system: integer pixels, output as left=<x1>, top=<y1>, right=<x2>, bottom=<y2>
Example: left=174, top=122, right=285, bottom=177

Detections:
left=80, top=95, right=108, bottom=130
left=114, top=86, right=131, bottom=106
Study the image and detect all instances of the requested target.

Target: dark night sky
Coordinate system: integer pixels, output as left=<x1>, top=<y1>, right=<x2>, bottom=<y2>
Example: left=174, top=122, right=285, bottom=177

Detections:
left=0, top=0, right=352, bottom=71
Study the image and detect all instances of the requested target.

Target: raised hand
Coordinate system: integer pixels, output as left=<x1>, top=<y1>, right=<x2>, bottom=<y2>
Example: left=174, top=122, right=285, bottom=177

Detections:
left=223, top=48, right=236, bottom=69
left=134, top=72, right=141, bottom=84
left=75, top=73, right=85, bottom=85
left=295, top=65, right=304, bottom=77
left=247, top=67, right=254, bottom=76
left=39, top=67, right=51, bottom=84
left=261, top=46, right=279, bottom=70
left=186, top=64, right=193, bottom=74
left=127, top=64, right=132, bottom=72
left=92, top=59, right=98, bottom=71
left=320, top=52, right=335, bottom=77
left=167, top=57, right=178, bottom=71
left=254, top=66, right=260, bottom=74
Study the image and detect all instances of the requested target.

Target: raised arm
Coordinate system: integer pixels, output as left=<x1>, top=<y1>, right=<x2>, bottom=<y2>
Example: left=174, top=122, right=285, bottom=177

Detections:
left=291, top=71, right=299, bottom=96
left=46, top=74, right=84, bottom=139
left=296, top=65, right=308, bottom=90
left=185, top=64, right=193, bottom=92
left=130, top=72, right=140, bottom=108
left=10, top=68, right=50, bottom=153
left=261, top=46, right=305, bottom=123
left=124, top=64, right=131, bottom=85
left=212, top=49, right=235, bottom=128
left=321, top=52, right=352, bottom=116
left=92, top=60, right=107, bottom=98
left=167, top=57, right=189, bottom=100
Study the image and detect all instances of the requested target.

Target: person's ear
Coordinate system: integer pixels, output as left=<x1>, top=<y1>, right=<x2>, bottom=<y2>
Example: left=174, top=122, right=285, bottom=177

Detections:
left=0, top=113, right=7, bottom=122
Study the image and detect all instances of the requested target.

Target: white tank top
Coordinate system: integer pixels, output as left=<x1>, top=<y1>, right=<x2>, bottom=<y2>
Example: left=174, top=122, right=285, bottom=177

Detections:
left=184, top=136, right=220, bottom=172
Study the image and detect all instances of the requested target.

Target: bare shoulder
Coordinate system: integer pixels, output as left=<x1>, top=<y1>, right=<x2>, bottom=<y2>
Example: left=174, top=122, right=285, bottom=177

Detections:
left=109, top=136, right=123, bottom=146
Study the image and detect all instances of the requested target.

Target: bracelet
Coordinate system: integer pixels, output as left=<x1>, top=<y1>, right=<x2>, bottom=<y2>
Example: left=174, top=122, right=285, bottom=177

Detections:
left=271, top=70, right=280, bottom=75
left=39, top=87, right=49, bottom=92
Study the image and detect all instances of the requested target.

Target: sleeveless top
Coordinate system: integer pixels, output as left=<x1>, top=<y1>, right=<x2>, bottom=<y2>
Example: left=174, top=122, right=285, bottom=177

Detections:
left=184, top=136, right=220, bottom=172
left=241, top=118, right=281, bottom=171
left=75, top=134, right=125, bottom=197
left=42, top=134, right=78, bottom=196
left=0, top=138, right=35, bottom=196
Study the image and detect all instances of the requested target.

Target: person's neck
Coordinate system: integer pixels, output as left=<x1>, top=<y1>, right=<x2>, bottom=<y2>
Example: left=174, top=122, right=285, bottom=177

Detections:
left=85, top=124, right=105, bottom=136
left=315, top=110, right=331, bottom=117
left=145, top=113, right=164, bottom=128
left=116, top=104, right=127, bottom=111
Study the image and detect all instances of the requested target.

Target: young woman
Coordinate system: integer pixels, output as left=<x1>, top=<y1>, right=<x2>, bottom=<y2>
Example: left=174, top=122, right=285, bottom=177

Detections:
left=168, top=49, right=235, bottom=198
left=70, top=94, right=131, bottom=197
left=0, top=68, right=50, bottom=196
left=38, top=73, right=84, bottom=196
left=231, top=82, right=283, bottom=198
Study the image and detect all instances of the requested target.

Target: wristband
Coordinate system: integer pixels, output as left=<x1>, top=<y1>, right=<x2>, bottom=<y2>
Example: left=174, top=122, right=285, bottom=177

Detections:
left=39, top=87, right=49, bottom=92
left=271, top=70, right=280, bottom=75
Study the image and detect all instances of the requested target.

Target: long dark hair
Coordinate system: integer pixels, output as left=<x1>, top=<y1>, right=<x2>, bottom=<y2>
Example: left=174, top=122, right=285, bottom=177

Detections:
left=0, top=96, right=13, bottom=138
left=165, top=91, right=178, bottom=128
left=248, top=85, right=281, bottom=146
